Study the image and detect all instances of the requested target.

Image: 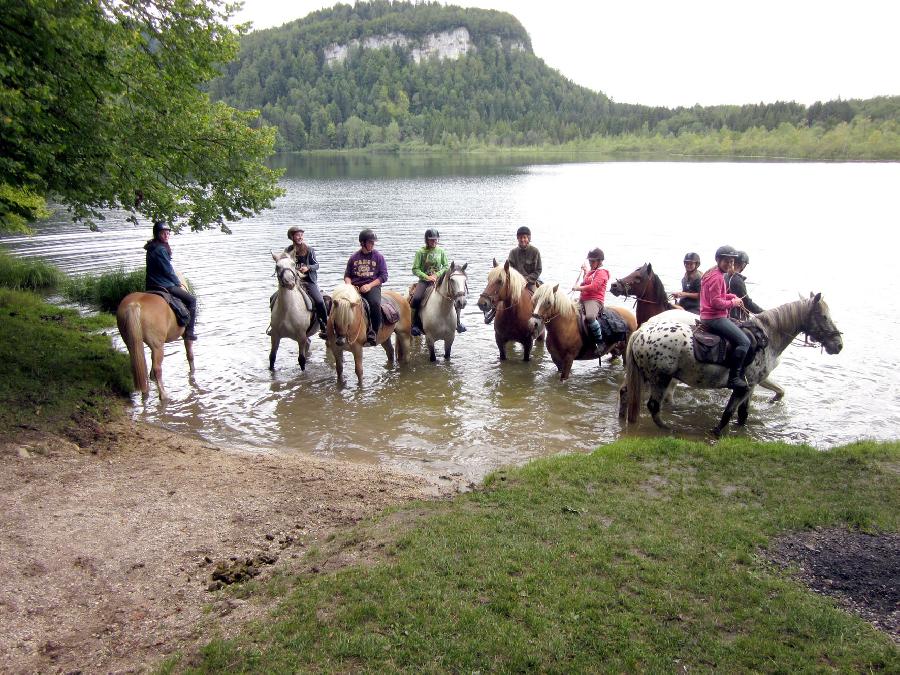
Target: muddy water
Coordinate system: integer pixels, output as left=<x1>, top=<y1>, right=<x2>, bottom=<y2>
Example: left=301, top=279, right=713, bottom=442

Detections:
left=4, top=157, right=899, bottom=481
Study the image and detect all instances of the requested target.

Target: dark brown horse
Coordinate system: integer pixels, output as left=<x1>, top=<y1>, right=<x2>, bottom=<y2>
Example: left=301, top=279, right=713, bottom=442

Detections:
left=477, top=260, right=543, bottom=361
left=528, top=283, right=637, bottom=380
left=609, top=263, right=679, bottom=325
left=116, top=292, right=194, bottom=402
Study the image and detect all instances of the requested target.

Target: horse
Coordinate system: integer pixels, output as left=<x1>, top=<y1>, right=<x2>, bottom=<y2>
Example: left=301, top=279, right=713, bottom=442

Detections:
left=417, top=261, right=469, bottom=361
left=528, top=284, right=637, bottom=380
left=613, top=263, right=785, bottom=401
left=622, top=293, right=842, bottom=436
left=269, top=252, right=317, bottom=371
left=116, top=287, right=195, bottom=402
left=326, top=283, right=411, bottom=385
left=477, top=260, right=543, bottom=361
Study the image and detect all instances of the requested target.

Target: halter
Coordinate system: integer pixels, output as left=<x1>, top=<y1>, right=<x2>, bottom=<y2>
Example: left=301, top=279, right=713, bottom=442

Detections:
left=276, top=260, right=301, bottom=288
left=441, top=269, right=468, bottom=304
left=614, top=270, right=655, bottom=305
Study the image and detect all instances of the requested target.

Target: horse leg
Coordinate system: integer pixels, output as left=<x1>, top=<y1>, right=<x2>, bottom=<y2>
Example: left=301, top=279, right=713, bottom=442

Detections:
left=443, top=333, right=454, bottom=360
left=269, top=334, right=280, bottom=371
left=712, top=388, right=752, bottom=436
left=150, top=344, right=167, bottom=402
left=759, top=377, right=784, bottom=402
left=736, top=386, right=755, bottom=425
left=298, top=337, right=308, bottom=371
left=382, top=336, right=396, bottom=364
left=184, top=338, right=195, bottom=374
left=523, top=337, right=534, bottom=362
left=426, top=335, right=437, bottom=362
left=495, top=334, right=507, bottom=360
left=333, top=347, right=345, bottom=384
left=646, top=376, right=672, bottom=429
left=561, top=356, right=574, bottom=381
left=353, top=346, right=364, bottom=385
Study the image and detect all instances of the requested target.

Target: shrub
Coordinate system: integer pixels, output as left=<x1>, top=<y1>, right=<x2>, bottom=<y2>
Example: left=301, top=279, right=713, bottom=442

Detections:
left=0, top=250, right=64, bottom=292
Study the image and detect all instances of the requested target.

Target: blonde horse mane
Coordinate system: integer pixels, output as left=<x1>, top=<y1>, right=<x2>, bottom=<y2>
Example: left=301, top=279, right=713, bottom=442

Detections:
left=487, top=264, right=527, bottom=302
left=532, top=283, right=576, bottom=319
left=331, top=283, right=361, bottom=331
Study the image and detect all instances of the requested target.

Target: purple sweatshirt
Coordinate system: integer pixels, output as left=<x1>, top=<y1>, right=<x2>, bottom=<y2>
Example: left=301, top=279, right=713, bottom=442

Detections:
left=344, top=249, right=388, bottom=287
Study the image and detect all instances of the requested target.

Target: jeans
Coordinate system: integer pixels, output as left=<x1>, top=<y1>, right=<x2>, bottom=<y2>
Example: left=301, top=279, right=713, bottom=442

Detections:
left=359, top=285, right=382, bottom=336
left=702, top=317, right=750, bottom=364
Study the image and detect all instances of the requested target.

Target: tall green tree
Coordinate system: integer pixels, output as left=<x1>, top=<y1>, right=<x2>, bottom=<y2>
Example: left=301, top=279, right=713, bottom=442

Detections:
left=0, top=0, right=283, bottom=233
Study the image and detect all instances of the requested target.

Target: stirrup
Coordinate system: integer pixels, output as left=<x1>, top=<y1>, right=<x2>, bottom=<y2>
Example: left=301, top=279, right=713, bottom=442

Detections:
left=411, top=326, right=423, bottom=337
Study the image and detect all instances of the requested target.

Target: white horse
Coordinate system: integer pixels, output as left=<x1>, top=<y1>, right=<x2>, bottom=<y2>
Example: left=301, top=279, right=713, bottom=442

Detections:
left=269, top=252, right=317, bottom=371
left=419, top=262, right=468, bottom=361
left=623, top=294, right=843, bottom=435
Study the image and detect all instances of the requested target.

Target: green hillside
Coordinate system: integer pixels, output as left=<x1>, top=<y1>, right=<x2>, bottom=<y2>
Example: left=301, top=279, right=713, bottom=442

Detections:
left=208, top=1, right=900, bottom=153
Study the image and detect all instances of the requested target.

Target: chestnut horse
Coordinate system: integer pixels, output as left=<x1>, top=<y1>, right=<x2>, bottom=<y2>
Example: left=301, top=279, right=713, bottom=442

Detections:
left=326, top=283, right=411, bottom=385
left=116, top=291, right=194, bottom=402
left=528, top=283, right=637, bottom=380
left=477, top=260, right=543, bottom=361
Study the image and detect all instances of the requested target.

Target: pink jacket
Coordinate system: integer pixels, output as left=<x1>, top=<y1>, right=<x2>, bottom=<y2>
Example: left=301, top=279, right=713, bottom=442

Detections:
left=580, top=268, right=609, bottom=304
left=700, top=267, right=739, bottom=319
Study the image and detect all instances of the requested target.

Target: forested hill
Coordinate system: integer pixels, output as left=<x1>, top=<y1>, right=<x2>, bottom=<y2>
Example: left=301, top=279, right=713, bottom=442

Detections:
left=208, top=1, right=900, bottom=152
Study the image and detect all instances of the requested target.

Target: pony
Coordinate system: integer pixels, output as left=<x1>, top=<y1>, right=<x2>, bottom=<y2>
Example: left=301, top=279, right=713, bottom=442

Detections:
left=622, top=293, right=842, bottom=435
left=477, top=260, right=543, bottom=361
left=326, top=283, right=411, bottom=385
left=417, top=261, right=469, bottom=361
left=116, top=287, right=195, bottom=402
left=528, top=284, right=637, bottom=380
left=613, top=263, right=784, bottom=401
left=269, top=252, right=317, bottom=371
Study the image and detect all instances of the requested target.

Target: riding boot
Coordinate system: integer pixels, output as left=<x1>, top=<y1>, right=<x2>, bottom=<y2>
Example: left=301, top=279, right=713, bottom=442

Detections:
left=586, top=318, right=603, bottom=345
left=456, top=321, right=467, bottom=333
left=317, top=319, right=327, bottom=339
left=411, top=309, right=423, bottom=337
left=727, top=364, right=749, bottom=389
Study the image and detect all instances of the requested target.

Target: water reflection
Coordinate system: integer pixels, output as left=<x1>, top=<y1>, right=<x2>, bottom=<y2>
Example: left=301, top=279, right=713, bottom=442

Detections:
left=2, top=158, right=899, bottom=480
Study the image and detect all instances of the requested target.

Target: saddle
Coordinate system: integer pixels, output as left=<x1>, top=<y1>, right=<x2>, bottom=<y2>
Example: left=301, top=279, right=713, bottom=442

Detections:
left=576, top=308, right=628, bottom=346
left=360, top=296, right=401, bottom=328
left=691, top=319, right=768, bottom=365
left=146, top=289, right=191, bottom=327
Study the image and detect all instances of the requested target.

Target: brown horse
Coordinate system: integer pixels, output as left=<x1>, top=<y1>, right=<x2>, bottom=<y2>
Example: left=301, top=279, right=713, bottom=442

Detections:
left=609, top=263, right=679, bottom=325
left=528, top=284, right=637, bottom=380
left=477, top=260, right=543, bottom=361
left=326, top=283, right=411, bottom=385
left=116, top=292, right=194, bottom=402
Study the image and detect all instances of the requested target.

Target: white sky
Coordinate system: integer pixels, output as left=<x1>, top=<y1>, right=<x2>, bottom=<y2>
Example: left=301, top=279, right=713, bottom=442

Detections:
left=232, top=0, right=899, bottom=107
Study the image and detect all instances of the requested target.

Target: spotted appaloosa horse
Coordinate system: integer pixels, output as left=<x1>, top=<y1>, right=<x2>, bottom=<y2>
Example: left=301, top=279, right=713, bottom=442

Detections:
left=622, top=294, right=842, bottom=436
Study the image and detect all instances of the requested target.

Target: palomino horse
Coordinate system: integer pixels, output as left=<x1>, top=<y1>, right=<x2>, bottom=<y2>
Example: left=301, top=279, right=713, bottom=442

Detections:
left=612, top=263, right=785, bottom=401
left=116, top=288, right=195, bottom=402
left=623, top=293, right=842, bottom=436
left=269, top=252, right=317, bottom=371
left=528, top=284, right=637, bottom=381
left=477, top=260, right=543, bottom=361
left=326, top=283, right=411, bottom=385
left=417, top=261, right=469, bottom=361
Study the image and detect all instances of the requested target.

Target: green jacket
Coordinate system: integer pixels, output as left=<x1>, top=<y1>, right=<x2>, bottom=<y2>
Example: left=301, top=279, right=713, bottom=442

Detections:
left=412, top=245, right=450, bottom=281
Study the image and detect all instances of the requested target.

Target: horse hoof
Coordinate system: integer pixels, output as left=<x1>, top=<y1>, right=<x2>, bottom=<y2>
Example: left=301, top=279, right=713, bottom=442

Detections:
left=710, top=427, right=724, bottom=437
left=336, top=337, right=346, bottom=346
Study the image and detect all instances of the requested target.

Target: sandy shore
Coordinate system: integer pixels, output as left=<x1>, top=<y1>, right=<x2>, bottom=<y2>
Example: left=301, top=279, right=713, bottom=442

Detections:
left=0, top=417, right=459, bottom=673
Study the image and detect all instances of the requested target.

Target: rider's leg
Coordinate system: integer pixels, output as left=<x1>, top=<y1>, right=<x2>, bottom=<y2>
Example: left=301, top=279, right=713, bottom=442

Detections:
left=362, top=286, right=382, bottom=345
left=168, top=285, right=198, bottom=340
left=583, top=300, right=603, bottom=344
left=305, top=283, right=328, bottom=337
left=704, top=317, right=750, bottom=388
left=410, top=281, right=426, bottom=336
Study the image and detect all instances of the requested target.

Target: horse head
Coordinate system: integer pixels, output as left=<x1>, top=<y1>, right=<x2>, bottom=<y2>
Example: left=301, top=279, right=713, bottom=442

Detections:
left=804, top=293, right=843, bottom=354
left=610, top=263, right=652, bottom=298
left=528, top=283, right=557, bottom=337
left=329, top=283, right=362, bottom=345
left=477, top=259, right=502, bottom=322
left=444, top=261, right=469, bottom=312
left=273, top=252, right=300, bottom=290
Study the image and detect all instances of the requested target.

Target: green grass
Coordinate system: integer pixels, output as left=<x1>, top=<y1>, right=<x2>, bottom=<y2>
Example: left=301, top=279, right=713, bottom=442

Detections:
left=0, top=289, right=131, bottom=434
left=188, top=438, right=899, bottom=673
left=62, top=267, right=146, bottom=313
left=0, top=249, right=65, bottom=292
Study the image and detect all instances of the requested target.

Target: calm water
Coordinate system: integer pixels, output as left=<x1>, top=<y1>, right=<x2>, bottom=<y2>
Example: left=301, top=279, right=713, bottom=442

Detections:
left=4, top=156, right=899, bottom=481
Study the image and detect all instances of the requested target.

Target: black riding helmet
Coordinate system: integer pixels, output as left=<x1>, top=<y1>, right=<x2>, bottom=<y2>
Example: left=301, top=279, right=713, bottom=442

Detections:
left=714, top=244, right=738, bottom=260
left=516, top=226, right=531, bottom=237
left=358, top=228, right=377, bottom=244
left=152, top=220, right=171, bottom=238
left=424, top=228, right=440, bottom=242
left=587, top=248, right=604, bottom=262
left=683, top=252, right=700, bottom=263
left=736, top=250, right=750, bottom=265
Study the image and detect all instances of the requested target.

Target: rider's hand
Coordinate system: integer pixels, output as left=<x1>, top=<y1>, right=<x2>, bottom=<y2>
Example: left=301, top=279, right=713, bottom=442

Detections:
left=427, top=274, right=437, bottom=283
left=572, top=285, right=580, bottom=292
left=581, top=262, right=590, bottom=273
left=299, top=265, right=309, bottom=273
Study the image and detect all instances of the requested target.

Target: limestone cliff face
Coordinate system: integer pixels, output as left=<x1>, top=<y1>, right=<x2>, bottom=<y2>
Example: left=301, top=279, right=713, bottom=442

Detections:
left=324, top=27, right=525, bottom=66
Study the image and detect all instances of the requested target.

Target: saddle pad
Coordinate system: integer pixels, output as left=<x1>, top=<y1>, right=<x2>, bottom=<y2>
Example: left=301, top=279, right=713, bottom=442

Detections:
left=298, top=284, right=314, bottom=312
left=691, top=320, right=769, bottom=365
left=380, top=296, right=401, bottom=324
left=146, top=289, right=190, bottom=327
left=599, top=308, right=627, bottom=344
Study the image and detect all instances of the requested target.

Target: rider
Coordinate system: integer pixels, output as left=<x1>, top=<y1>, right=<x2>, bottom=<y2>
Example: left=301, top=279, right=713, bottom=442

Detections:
left=700, top=245, right=750, bottom=389
left=285, top=225, right=328, bottom=339
left=344, top=229, right=388, bottom=346
left=144, top=220, right=197, bottom=341
left=725, top=250, right=764, bottom=320
left=410, top=228, right=452, bottom=337
left=673, top=252, right=701, bottom=314
left=507, top=225, right=542, bottom=293
left=572, top=248, right=609, bottom=345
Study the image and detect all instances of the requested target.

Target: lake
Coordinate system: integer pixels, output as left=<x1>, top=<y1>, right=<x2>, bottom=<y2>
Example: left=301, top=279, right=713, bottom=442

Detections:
left=4, top=155, right=898, bottom=481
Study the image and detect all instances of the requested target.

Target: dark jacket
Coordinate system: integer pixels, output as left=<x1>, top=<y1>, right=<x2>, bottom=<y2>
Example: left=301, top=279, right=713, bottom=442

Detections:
left=725, top=272, right=763, bottom=317
left=678, top=274, right=701, bottom=313
left=285, top=243, right=320, bottom=285
left=144, top=240, right=181, bottom=289
left=507, top=244, right=542, bottom=285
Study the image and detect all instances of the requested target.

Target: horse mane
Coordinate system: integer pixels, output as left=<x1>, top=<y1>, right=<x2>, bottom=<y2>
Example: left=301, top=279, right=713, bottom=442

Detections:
left=754, top=297, right=814, bottom=339
left=487, top=264, right=526, bottom=301
left=533, top=284, right=576, bottom=318
left=648, top=271, right=671, bottom=307
left=331, top=283, right=361, bottom=329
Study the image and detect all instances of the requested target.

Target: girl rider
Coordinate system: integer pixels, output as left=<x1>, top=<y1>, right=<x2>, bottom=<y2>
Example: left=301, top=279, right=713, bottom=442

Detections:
left=572, top=248, right=609, bottom=345
left=673, top=251, right=701, bottom=314
left=700, top=245, right=749, bottom=389
left=144, top=220, right=197, bottom=341
left=410, top=228, right=452, bottom=336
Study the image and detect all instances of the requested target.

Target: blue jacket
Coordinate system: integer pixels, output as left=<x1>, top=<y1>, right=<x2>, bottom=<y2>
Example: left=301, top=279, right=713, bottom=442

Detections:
left=145, top=240, right=181, bottom=289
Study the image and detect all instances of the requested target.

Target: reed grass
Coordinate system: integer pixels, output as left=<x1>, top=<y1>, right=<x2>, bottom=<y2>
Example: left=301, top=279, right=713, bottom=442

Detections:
left=63, top=268, right=146, bottom=313
left=0, top=250, right=65, bottom=292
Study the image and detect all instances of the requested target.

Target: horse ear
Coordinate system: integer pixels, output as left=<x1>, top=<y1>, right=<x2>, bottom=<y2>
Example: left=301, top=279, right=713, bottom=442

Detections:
left=812, top=292, right=821, bottom=304
left=461, top=262, right=467, bottom=272
left=647, top=263, right=653, bottom=274
left=492, top=258, right=498, bottom=268
left=449, top=260, right=455, bottom=269
left=503, top=260, right=510, bottom=272
left=553, top=283, right=559, bottom=293
left=272, top=250, right=280, bottom=261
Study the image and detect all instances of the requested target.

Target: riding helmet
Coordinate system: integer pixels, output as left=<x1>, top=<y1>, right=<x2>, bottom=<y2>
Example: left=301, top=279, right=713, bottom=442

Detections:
left=714, top=244, right=738, bottom=260
left=516, top=226, right=531, bottom=237
left=358, top=228, right=377, bottom=244
left=152, top=220, right=171, bottom=237
left=587, top=248, right=604, bottom=262
left=683, top=252, right=700, bottom=263
left=287, top=225, right=304, bottom=239
left=424, top=228, right=440, bottom=242
left=736, top=250, right=750, bottom=265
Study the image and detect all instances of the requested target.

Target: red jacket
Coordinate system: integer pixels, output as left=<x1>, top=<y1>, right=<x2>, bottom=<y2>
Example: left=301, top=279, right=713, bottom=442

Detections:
left=580, top=268, right=609, bottom=304
left=700, top=267, right=739, bottom=319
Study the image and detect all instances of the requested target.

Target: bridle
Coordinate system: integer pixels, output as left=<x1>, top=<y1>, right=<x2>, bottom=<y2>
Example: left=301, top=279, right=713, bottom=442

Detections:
left=276, top=261, right=301, bottom=288
left=441, top=270, right=468, bottom=305
left=614, top=269, right=655, bottom=305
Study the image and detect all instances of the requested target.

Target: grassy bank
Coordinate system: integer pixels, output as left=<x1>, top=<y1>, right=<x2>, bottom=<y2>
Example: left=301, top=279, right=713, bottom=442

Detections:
left=0, top=289, right=131, bottom=434
left=190, top=438, right=899, bottom=672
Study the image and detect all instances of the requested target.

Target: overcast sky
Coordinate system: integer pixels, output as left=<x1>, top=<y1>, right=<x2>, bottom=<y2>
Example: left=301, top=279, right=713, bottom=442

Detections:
left=233, top=0, right=899, bottom=108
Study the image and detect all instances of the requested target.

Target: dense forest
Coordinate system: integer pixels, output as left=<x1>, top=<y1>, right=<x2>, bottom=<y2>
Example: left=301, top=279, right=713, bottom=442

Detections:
left=208, top=0, right=900, bottom=156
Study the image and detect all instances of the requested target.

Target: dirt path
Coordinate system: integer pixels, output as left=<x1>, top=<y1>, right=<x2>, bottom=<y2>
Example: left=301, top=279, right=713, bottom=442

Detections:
left=0, top=418, right=458, bottom=674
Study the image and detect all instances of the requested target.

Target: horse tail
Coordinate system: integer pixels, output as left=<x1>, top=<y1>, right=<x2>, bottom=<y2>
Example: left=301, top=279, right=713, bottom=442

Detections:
left=624, top=330, right=643, bottom=423
left=120, top=301, right=148, bottom=396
